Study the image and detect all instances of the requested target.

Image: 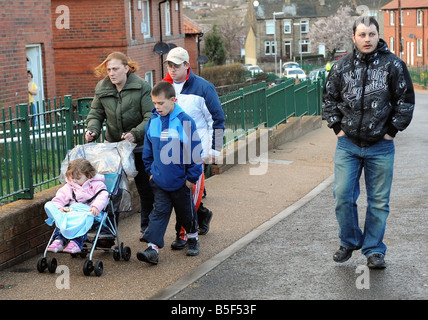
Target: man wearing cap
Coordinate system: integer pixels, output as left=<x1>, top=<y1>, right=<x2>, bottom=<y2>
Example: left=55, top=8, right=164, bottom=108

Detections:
left=163, top=47, right=225, bottom=249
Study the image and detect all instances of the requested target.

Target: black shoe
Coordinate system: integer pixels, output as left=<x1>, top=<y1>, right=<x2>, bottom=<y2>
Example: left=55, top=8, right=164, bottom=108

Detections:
left=367, top=253, right=386, bottom=269
left=186, top=238, right=199, bottom=256
left=171, top=237, right=188, bottom=250
left=333, top=246, right=355, bottom=263
left=137, top=247, right=158, bottom=265
left=198, top=207, right=213, bottom=235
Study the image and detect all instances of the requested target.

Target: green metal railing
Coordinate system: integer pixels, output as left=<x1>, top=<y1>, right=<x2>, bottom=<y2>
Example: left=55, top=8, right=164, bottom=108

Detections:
left=409, top=70, right=428, bottom=87
left=0, top=78, right=323, bottom=202
left=0, top=96, right=93, bottom=202
left=220, top=78, right=323, bottom=145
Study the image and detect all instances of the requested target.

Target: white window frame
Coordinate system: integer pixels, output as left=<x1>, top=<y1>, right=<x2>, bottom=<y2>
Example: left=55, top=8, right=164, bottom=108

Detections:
left=299, top=39, right=310, bottom=54
left=145, top=71, right=154, bottom=87
left=417, top=9, right=422, bottom=26
left=300, top=20, right=309, bottom=34
left=417, top=38, right=422, bottom=57
left=390, top=11, right=395, bottom=26
left=390, top=37, right=395, bottom=53
left=266, top=20, right=274, bottom=35
left=128, top=0, right=134, bottom=40
left=264, top=41, right=276, bottom=55
left=141, top=0, right=151, bottom=38
left=165, top=1, right=171, bottom=36
left=284, top=21, right=291, bottom=34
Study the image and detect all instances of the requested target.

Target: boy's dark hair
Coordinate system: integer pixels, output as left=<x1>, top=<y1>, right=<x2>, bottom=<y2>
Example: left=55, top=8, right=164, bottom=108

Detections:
left=151, top=81, right=176, bottom=99
left=353, top=16, right=379, bottom=35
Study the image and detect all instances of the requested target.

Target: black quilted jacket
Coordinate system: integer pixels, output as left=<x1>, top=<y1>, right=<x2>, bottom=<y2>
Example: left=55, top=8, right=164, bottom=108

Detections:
left=322, top=39, right=415, bottom=147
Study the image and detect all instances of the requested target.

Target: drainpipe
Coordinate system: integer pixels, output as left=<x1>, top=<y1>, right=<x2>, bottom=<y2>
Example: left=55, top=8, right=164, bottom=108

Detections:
left=159, top=0, right=167, bottom=77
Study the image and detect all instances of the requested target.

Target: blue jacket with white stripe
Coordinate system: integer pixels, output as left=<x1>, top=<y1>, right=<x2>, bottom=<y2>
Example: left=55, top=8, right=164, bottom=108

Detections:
left=143, top=104, right=203, bottom=191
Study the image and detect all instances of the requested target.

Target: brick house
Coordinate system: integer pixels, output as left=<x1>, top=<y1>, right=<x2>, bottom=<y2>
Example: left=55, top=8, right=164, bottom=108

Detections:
left=0, top=0, right=57, bottom=110
left=0, top=0, right=194, bottom=110
left=382, top=0, right=428, bottom=66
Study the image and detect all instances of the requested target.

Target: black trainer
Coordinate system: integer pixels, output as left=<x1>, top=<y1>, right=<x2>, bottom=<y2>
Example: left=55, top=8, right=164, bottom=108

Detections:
left=186, top=238, right=199, bottom=256
left=137, top=247, right=159, bottom=265
left=333, top=246, right=355, bottom=263
left=367, top=253, right=386, bottom=269
left=171, top=236, right=187, bottom=250
left=198, top=206, right=213, bottom=235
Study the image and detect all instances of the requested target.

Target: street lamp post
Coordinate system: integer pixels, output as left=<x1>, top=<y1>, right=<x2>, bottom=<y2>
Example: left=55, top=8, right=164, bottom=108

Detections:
left=293, top=21, right=302, bottom=65
left=273, top=11, right=284, bottom=75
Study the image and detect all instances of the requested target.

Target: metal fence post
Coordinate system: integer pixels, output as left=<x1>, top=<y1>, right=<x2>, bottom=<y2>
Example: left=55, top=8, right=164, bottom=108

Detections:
left=63, top=95, right=74, bottom=151
left=18, top=103, right=34, bottom=199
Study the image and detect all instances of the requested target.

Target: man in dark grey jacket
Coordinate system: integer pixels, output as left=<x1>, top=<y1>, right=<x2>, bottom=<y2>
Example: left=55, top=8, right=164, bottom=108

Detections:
left=323, top=17, right=415, bottom=269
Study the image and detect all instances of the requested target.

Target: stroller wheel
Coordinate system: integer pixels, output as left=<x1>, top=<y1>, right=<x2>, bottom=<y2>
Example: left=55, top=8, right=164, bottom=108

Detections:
left=37, top=257, right=47, bottom=273
left=122, top=246, right=131, bottom=261
left=94, top=261, right=103, bottom=277
left=80, top=244, right=88, bottom=258
left=48, top=258, right=57, bottom=273
left=83, top=260, right=94, bottom=276
left=113, top=246, right=121, bottom=261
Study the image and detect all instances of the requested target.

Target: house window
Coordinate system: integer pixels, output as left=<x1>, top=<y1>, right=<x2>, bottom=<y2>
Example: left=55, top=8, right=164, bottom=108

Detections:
left=264, top=41, right=276, bottom=55
left=165, top=1, right=171, bottom=36
left=145, top=71, right=154, bottom=87
left=417, top=38, right=422, bottom=57
left=141, top=0, right=151, bottom=37
left=417, top=10, right=422, bottom=26
left=299, top=39, right=310, bottom=54
left=128, top=0, right=135, bottom=40
left=390, top=11, right=394, bottom=26
left=266, top=20, right=274, bottom=35
left=390, top=37, right=395, bottom=53
left=300, top=20, right=309, bottom=33
left=284, top=21, right=291, bottom=34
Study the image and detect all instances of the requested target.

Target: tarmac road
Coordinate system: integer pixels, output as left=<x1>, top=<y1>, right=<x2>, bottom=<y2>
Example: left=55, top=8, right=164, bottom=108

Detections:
left=167, top=90, right=428, bottom=301
left=0, top=91, right=426, bottom=303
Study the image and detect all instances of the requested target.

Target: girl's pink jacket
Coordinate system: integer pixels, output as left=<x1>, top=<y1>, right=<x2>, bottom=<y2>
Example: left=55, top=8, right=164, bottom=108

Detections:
left=52, top=174, right=109, bottom=212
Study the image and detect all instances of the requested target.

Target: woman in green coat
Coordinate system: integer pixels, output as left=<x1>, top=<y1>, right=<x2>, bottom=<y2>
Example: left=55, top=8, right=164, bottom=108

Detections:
left=85, top=52, right=154, bottom=242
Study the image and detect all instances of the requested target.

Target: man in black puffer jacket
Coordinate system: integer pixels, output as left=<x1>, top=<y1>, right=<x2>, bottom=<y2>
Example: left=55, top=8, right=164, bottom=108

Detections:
left=323, top=17, right=415, bottom=269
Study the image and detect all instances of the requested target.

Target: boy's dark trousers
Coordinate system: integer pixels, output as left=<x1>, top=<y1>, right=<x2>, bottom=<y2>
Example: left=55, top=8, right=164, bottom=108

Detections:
left=142, top=179, right=197, bottom=248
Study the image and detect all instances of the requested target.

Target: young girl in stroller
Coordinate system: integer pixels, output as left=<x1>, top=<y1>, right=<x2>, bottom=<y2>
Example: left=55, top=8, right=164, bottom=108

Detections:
left=45, top=158, right=109, bottom=254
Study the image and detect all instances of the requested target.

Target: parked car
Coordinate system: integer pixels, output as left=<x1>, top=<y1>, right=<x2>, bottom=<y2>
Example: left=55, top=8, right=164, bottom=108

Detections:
left=282, top=62, right=300, bottom=70
left=248, top=65, right=263, bottom=76
left=309, top=68, right=326, bottom=81
left=282, top=67, right=307, bottom=81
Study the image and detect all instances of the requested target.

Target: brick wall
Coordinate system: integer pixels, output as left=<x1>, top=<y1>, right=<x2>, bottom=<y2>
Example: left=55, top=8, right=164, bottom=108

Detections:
left=0, top=0, right=57, bottom=109
left=383, top=8, right=428, bottom=66
left=52, top=0, right=186, bottom=99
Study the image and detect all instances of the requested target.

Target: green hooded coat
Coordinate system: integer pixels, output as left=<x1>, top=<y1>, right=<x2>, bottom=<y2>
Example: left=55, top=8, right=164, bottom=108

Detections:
left=86, top=73, right=154, bottom=146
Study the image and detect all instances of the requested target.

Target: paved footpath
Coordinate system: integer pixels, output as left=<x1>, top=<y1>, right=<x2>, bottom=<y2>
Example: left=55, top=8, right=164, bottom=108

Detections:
left=0, top=92, right=426, bottom=305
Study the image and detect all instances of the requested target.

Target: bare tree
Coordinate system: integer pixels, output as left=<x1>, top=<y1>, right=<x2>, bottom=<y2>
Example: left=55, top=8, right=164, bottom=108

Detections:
left=216, top=11, right=246, bottom=63
left=308, top=6, right=354, bottom=60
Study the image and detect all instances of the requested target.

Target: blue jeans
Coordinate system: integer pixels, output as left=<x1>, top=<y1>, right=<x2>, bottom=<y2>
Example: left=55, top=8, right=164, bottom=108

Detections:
left=142, top=180, right=197, bottom=248
left=334, top=136, right=395, bottom=257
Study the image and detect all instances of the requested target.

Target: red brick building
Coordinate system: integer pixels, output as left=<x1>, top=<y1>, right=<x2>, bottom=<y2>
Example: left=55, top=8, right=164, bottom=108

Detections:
left=382, top=0, right=428, bottom=66
left=0, top=0, right=195, bottom=110
left=0, top=0, right=57, bottom=109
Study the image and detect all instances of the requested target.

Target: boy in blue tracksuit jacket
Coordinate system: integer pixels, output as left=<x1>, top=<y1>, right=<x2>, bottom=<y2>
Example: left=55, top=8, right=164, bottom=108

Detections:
left=137, top=81, right=203, bottom=265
